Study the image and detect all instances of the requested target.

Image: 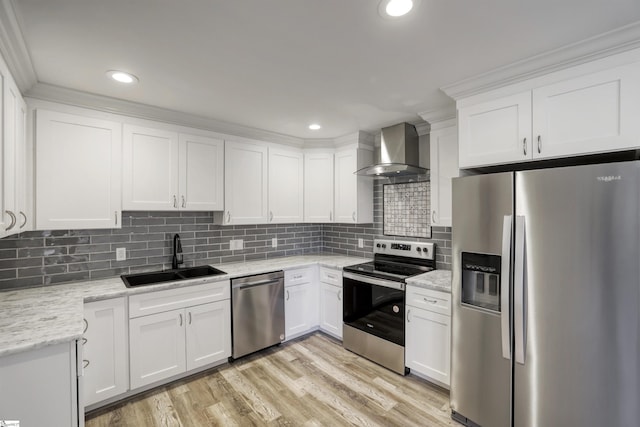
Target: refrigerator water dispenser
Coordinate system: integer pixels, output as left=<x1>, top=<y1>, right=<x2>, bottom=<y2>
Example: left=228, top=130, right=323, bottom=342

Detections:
left=461, top=252, right=501, bottom=312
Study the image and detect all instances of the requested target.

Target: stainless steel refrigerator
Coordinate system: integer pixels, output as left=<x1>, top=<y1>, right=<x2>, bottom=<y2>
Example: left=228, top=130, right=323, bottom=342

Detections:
left=450, top=161, right=639, bottom=427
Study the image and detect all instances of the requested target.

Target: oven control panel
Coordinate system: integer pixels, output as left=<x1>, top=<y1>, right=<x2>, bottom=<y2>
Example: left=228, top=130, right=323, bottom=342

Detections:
left=373, top=239, right=435, bottom=260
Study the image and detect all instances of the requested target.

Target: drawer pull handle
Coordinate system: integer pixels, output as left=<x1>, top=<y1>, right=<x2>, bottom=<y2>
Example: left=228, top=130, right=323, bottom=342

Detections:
left=179, top=313, right=183, bottom=326
left=424, top=298, right=438, bottom=304
left=19, top=211, right=27, bottom=228
left=83, top=359, right=90, bottom=368
left=5, top=211, right=16, bottom=231
left=82, top=318, right=88, bottom=333
left=522, top=137, right=527, bottom=156
left=81, top=338, right=88, bottom=345
left=338, top=290, right=342, bottom=301
left=407, top=309, right=411, bottom=322
left=286, top=290, right=290, bottom=301
left=188, top=312, right=192, bottom=325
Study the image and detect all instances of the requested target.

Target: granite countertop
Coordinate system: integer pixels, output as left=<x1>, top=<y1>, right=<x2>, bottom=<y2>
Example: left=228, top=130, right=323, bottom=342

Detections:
left=0, top=254, right=368, bottom=358
left=405, top=269, right=452, bottom=293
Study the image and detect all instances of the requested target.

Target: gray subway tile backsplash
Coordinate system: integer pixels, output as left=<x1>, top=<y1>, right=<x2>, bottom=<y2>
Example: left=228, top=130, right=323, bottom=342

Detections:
left=0, top=182, right=452, bottom=290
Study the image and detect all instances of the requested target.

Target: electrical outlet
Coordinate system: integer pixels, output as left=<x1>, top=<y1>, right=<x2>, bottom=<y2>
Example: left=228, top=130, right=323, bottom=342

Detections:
left=236, top=239, right=243, bottom=250
left=230, top=239, right=244, bottom=250
left=116, top=247, right=126, bottom=261
left=358, top=238, right=364, bottom=248
left=272, top=238, right=278, bottom=248
left=230, top=240, right=237, bottom=250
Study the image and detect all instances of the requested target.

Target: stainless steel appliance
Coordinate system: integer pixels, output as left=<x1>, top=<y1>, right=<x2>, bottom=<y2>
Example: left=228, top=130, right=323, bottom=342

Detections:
left=343, top=239, right=436, bottom=374
left=231, top=271, right=285, bottom=359
left=451, top=162, right=640, bottom=427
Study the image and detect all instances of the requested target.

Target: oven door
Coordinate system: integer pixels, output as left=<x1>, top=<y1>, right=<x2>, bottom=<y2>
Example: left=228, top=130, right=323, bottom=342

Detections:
left=343, top=272, right=405, bottom=346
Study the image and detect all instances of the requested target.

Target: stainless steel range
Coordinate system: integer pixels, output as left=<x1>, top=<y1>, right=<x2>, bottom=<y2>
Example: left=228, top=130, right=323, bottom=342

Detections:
left=342, top=238, right=436, bottom=375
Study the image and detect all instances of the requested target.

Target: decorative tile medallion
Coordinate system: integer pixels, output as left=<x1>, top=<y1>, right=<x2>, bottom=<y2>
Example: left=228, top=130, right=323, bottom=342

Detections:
left=383, top=181, right=431, bottom=238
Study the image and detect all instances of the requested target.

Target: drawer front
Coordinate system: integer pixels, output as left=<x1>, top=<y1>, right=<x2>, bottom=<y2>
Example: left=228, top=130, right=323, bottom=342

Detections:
left=406, top=286, right=451, bottom=316
left=129, top=280, right=230, bottom=318
left=285, top=267, right=313, bottom=287
left=319, top=267, right=341, bottom=286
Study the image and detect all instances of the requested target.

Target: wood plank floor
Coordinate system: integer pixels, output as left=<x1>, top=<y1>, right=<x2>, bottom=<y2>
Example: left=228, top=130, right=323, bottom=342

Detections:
left=86, top=333, right=454, bottom=427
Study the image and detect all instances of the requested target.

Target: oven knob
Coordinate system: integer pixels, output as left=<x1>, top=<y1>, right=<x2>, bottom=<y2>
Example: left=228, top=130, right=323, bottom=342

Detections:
left=381, top=244, right=386, bottom=249
left=422, top=247, right=429, bottom=254
left=376, top=243, right=381, bottom=248
left=416, top=247, right=421, bottom=252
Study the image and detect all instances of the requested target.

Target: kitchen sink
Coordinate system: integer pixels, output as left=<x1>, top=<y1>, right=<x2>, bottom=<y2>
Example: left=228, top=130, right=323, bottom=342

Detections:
left=121, top=266, right=227, bottom=288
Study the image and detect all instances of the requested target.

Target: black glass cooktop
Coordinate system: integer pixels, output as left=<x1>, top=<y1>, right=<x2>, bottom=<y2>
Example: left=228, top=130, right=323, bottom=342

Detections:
left=343, top=260, right=434, bottom=282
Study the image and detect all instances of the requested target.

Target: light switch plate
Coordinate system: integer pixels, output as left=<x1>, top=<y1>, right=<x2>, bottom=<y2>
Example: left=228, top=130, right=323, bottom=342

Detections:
left=358, top=238, right=364, bottom=248
left=272, top=238, right=278, bottom=248
left=116, top=247, right=126, bottom=261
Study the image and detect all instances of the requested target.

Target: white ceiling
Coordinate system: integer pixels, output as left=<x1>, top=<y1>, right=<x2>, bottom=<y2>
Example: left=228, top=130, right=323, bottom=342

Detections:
left=11, top=0, right=640, bottom=139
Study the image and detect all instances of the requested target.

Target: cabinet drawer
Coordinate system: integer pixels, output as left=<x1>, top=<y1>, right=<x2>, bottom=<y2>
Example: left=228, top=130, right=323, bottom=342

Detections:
left=285, top=267, right=313, bottom=286
left=319, top=267, right=341, bottom=286
left=129, top=280, right=230, bottom=318
left=406, top=286, right=451, bottom=316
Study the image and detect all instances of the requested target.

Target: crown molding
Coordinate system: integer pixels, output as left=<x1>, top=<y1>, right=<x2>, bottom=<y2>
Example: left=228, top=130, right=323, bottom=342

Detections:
left=26, top=83, right=307, bottom=146
left=0, top=0, right=37, bottom=91
left=333, top=130, right=374, bottom=149
left=414, top=122, right=431, bottom=136
left=441, top=20, right=640, bottom=101
left=418, top=105, right=456, bottom=125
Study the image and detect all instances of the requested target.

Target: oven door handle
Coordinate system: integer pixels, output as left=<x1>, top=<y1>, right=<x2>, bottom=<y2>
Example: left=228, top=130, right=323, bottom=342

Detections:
left=343, top=272, right=405, bottom=291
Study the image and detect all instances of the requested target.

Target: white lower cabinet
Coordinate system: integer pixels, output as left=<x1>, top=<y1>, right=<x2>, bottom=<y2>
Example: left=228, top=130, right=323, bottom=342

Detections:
left=0, top=342, right=81, bottom=426
left=318, top=267, right=343, bottom=339
left=185, top=300, right=231, bottom=371
left=129, top=280, right=231, bottom=390
left=284, top=267, right=318, bottom=341
left=405, top=285, right=451, bottom=388
left=83, top=297, right=128, bottom=407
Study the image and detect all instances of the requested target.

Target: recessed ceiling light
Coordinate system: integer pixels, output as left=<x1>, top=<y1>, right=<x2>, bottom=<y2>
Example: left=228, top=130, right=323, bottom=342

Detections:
left=309, top=124, right=321, bottom=130
left=106, top=70, right=139, bottom=84
left=380, top=0, right=415, bottom=17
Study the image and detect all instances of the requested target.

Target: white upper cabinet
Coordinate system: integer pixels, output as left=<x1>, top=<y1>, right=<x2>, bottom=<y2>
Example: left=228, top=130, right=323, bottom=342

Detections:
left=304, top=151, right=334, bottom=222
left=458, top=91, right=532, bottom=168
left=223, top=140, right=268, bottom=224
left=268, top=146, right=303, bottom=223
left=531, top=63, right=640, bottom=159
left=179, top=133, right=224, bottom=211
left=123, top=125, right=224, bottom=211
left=0, top=55, right=29, bottom=237
left=429, top=121, right=459, bottom=228
left=458, top=59, right=640, bottom=168
left=334, top=147, right=373, bottom=224
left=35, top=109, right=122, bottom=229
left=123, top=125, right=178, bottom=210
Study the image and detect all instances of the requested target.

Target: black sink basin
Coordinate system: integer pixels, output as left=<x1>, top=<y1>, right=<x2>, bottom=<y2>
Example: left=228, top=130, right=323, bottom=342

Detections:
left=176, top=265, right=226, bottom=279
left=121, top=266, right=227, bottom=288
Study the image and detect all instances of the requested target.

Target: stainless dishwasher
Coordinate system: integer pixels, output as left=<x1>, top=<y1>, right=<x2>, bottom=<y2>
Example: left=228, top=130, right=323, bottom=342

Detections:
left=231, top=270, right=285, bottom=359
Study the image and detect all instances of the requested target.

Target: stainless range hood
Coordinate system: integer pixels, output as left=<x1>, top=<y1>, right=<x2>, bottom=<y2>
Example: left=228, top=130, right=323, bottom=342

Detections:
left=355, top=123, right=428, bottom=178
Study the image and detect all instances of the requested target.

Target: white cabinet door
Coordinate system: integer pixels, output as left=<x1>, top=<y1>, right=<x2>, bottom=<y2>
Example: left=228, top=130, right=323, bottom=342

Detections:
left=185, top=300, right=231, bottom=371
left=458, top=91, right=532, bottom=168
left=285, top=281, right=316, bottom=340
left=268, top=146, right=303, bottom=223
left=532, top=62, right=640, bottom=159
left=334, top=148, right=373, bottom=224
left=83, top=297, right=128, bottom=407
left=319, top=282, right=342, bottom=339
left=129, top=309, right=186, bottom=389
left=123, top=124, right=179, bottom=210
left=35, top=109, right=122, bottom=229
left=179, top=133, right=224, bottom=211
left=224, top=140, right=268, bottom=224
left=2, top=74, right=27, bottom=237
left=304, top=151, right=334, bottom=222
left=430, top=124, right=459, bottom=228
left=0, top=342, right=79, bottom=427
left=406, top=306, right=451, bottom=387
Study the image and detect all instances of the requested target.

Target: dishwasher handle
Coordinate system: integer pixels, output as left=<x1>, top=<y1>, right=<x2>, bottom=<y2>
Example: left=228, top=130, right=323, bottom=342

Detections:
left=234, top=278, right=282, bottom=290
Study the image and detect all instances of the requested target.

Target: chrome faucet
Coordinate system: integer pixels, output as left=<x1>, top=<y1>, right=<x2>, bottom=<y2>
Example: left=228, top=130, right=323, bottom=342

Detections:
left=172, top=233, right=184, bottom=269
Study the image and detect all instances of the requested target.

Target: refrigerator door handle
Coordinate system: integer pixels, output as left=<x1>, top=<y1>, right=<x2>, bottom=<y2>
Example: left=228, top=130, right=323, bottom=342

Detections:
left=514, top=215, right=526, bottom=364
left=501, top=215, right=512, bottom=360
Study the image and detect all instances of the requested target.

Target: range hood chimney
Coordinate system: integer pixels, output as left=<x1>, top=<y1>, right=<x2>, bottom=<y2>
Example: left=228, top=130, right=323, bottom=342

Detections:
left=355, top=123, right=428, bottom=178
